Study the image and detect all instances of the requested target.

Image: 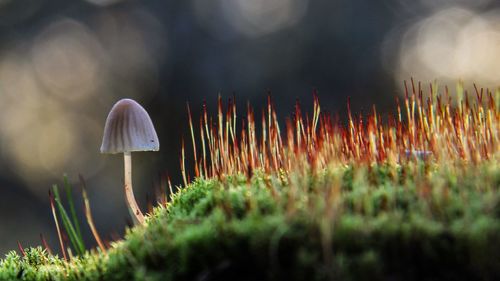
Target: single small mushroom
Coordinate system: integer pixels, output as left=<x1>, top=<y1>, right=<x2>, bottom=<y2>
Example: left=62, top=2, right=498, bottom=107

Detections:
left=100, top=98, right=159, bottom=225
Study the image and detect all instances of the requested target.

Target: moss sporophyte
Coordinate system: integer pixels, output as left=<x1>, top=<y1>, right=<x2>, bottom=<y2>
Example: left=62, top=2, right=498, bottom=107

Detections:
left=1, top=81, right=499, bottom=281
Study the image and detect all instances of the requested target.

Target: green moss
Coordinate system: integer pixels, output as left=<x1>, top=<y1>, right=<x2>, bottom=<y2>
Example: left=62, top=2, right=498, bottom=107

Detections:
left=1, top=161, right=499, bottom=280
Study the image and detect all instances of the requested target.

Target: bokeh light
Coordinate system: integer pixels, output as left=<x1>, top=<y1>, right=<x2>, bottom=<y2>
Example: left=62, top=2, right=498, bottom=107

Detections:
left=0, top=10, right=166, bottom=199
left=389, top=6, right=500, bottom=90
left=193, top=0, right=309, bottom=38
left=32, top=19, right=104, bottom=103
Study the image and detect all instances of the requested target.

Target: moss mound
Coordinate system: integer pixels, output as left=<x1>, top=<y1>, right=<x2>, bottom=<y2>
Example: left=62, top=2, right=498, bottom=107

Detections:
left=1, top=161, right=499, bottom=281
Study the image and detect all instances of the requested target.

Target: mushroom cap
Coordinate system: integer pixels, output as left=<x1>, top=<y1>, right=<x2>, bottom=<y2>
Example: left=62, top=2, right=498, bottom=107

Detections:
left=100, top=98, right=159, bottom=154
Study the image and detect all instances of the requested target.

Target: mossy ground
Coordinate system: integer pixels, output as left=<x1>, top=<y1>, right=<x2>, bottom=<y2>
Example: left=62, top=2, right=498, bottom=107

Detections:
left=1, top=160, right=499, bottom=281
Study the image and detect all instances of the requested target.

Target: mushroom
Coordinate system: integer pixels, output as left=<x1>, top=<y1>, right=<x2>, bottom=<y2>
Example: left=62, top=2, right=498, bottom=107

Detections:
left=100, top=98, right=159, bottom=225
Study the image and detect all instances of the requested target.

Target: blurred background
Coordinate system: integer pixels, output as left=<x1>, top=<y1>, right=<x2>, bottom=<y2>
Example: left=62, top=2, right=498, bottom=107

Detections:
left=1, top=0, right=500, bottom=255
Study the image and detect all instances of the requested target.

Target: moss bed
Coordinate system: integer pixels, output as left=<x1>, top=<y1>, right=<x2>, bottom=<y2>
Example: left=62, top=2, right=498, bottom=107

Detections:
left=0, top=160, right=499, bottom=281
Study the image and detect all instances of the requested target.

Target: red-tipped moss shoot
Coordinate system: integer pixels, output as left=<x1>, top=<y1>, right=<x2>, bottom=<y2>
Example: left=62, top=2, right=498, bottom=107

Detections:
left=100, top=99, right=159, bottom=225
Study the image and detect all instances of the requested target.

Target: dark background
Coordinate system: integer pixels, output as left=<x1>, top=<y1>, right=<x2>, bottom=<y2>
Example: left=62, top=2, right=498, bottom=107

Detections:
left=0, top=0, right=499, bottom=255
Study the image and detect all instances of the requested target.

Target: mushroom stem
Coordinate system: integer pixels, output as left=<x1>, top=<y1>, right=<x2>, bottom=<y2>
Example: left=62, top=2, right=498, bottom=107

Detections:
left=124, top=152, right=145, bottom=225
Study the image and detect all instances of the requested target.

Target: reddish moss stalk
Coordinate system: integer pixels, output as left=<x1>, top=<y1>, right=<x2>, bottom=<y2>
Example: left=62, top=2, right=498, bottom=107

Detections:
left=186, top=81, right=498, bottom=182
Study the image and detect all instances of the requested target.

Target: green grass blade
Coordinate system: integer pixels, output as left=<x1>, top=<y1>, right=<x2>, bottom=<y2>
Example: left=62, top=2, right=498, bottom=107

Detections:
left=52, top=185, right=86, bottom=256
left=63, top=175, right=84, bottom=246
left=52, top=185, right=80, bottom=255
